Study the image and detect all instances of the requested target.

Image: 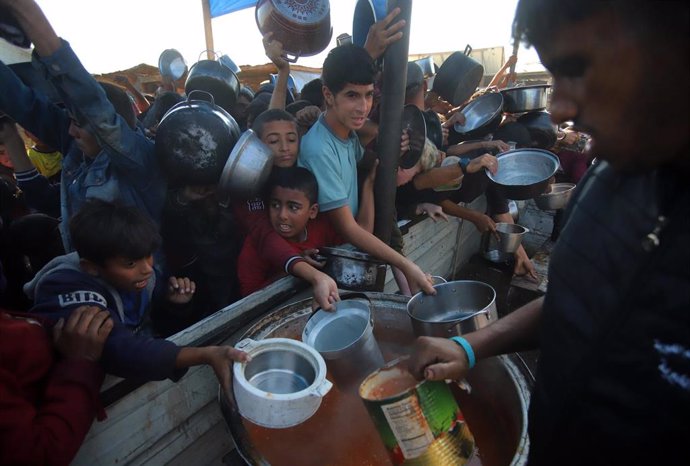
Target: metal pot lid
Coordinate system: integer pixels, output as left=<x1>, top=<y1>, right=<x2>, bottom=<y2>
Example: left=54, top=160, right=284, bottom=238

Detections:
left=319, top=246, right=383, bottom=263
left=272, top=0, right=330, bottom=24
left=400, top=104, right=427, bottom=169
left=454, top=92, right=504, bottom=134
left=486, top=148, right=560, bottom=187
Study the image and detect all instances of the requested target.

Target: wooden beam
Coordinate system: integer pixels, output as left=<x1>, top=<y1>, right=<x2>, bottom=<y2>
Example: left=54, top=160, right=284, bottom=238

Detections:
left=201, top=0, right=215, bottom=58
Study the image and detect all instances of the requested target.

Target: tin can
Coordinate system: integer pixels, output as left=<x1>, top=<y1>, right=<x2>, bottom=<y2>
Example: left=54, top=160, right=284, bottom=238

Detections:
left=359, top=357, right=475, bottom=465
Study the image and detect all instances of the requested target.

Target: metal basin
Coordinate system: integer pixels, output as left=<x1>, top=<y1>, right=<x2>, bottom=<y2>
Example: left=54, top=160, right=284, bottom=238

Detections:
left=501, top=85, right=551, bottom=113
left=534, top=182, right=576, bottom=210
left=486, top=149, right=560, bottom=200
left=454, top=92, right=504, bottom=138
left=158, top=48, right=187, bottom=81
left=220, top=293, right=532, bottom=466
left=218, top=129, right=274, bottom=198
left=407, top=280, right=498, bottom=338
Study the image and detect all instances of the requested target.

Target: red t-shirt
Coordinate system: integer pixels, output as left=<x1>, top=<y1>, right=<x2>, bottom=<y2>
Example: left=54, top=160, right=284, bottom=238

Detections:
left=232, top=196, right=267, bottom=237
left=238, top=216, right=342, bottom=296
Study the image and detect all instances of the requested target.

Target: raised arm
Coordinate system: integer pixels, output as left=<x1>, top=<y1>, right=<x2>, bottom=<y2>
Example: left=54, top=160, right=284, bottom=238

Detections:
left=263, top=32, right=290, bottom=111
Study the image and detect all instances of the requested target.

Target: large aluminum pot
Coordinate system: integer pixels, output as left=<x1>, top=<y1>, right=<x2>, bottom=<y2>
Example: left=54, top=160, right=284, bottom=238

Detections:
left=501, top=84, right=551, bottom=113
left=319, top=246, right=386, bottom=291
left=220, top=293, right=532, bottom=466
left=155, top=91, right=241, bottom=186
left=432, top=46, right=484, bottom=106
left=232, top=337, right=332, bottom=429
left=185, top=52, right=240, bottom=113
left=218, top=129, right=274, bottom=198
left=453, top=92, right=504, bottom=139
left=486, top=148, right=560, bottom=200
left=256, top=0, right=333, bottom=62
left=407, top=280, right=498, bottom=338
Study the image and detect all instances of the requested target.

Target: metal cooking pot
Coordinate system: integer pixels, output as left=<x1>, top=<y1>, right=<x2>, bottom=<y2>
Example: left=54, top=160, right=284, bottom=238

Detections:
left=453, top=92, right=504, bottom=139
left=486, top=148, right=560, bottom=200
left=501, top=84, right=551, bottom=113
left=232, top=337, right=332, bottom=429
left=518, top=111, right=558, bottom=149
left=218, top=54, right=241, bottom=74
left=400, top=104, right=426, bottom=169
left=218, top=129, right=274, bottom=198
left=413, top=55, right=437, bottom=78
left=158, top=48, right=187, bottom=81
left=185, top=51, right=240, bottom=113
left=256, top=0, right=333, bottom=62
left=495, top=222, right=529, bottom=253
left=302, top=297, right=384, bottom=386
left=423, top=109, right=444, bottom=149
left=534, top=182, right=576, bottom=210
left=432, top=46, right=484, bottom=106
left=155, top=91, right=241, bottom=186
left=407, top=280, right=498, bottom=338
left=319, top=246, right=386, bottom=291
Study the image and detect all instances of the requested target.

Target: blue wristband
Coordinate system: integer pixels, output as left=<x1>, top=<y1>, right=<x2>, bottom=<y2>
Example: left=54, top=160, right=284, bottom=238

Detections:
left=450, top=336, right=476, bottom=369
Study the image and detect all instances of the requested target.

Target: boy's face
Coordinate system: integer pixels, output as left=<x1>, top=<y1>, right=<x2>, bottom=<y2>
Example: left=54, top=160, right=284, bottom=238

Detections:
left=92, top=255, right=154, bottom=292
left=324, top=83, right=374, bottom=134
left=268, top=186, right=318, bottom=242
left=261, top=120, right=299, bottom=168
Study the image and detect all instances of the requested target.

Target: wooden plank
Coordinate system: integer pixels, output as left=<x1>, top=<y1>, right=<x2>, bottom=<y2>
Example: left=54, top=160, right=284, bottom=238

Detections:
left=166, top=417, right=233, bottom=466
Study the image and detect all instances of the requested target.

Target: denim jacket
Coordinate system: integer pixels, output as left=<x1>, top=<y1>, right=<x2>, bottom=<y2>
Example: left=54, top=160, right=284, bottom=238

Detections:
left=0, top=40, right=166, bottom=251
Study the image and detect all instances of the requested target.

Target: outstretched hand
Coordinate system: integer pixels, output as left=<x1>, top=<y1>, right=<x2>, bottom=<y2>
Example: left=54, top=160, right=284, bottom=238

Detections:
left=363, top=7, right=406, bottom=60
left=204, top=346, right=250, bottom=395
left=262, top=32, right=289, bottom=70
left=311, top=271, right=340, bottom=312
left=167, top=276, right=196, bottom=304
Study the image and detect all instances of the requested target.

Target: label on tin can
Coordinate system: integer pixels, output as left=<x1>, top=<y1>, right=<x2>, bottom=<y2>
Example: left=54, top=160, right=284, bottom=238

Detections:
left=380, top=395, right=435, bottom=459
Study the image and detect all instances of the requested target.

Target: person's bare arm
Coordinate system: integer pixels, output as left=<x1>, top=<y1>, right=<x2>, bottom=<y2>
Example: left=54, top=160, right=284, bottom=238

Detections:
left=440, top=199, right=497, bottom=235
left=363, top=7, right=406, bottom=60
left=487, top=54, right=517, bottom=89
left=3, top=1, right=61, bottom=57
left=0, top=118, right=34, bottom=172
left=176, top=346, right=249, bottom=395
left=446, top=140, right=510, bottom=157
left=114, top=75, right=150, bottom=112
left=291, top=261, right=340, bottom=311
left=493, top=212, right=538, bottom=281
left=356, top=160, right=378, bottom=233
left=412, top=164, right=462, bottom=190
left=326, top=206, right=435, bottom=294
left=408, top=296, right=543, bottom=381
left=263, top=32, right=290, bottom=111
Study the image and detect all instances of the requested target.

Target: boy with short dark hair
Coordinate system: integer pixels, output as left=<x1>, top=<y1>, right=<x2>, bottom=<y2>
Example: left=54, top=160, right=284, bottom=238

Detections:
left=298, top=44, right=434, bottom=295
left=23, top=200, right=247, bottom=389
left=238, top=166, right=341, bottom=297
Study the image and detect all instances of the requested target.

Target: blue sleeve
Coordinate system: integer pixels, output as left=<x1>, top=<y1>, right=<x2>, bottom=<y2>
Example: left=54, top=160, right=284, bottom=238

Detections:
left=30, top=271, right=185, bottom=382
left=0, top=60, right=73, bottom=156
left=299, top=136, right=350, bottom=212
left=35, top=40, right=156, bottom=185
left=14, top=168, right=61, bottom=217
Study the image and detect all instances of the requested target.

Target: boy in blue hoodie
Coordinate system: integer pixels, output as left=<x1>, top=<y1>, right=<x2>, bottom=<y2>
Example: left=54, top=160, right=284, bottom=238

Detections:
left=23, top=199, right=247, bottom=390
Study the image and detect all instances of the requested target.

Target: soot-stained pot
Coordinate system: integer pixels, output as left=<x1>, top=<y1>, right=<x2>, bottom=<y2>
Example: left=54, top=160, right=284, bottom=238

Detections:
left=155, top=91, right=241, bottom=186
left=432, top=46, right=484, bottom=106
left=185, top=52, right=240, bottom=114
left=256, top=0, right=333, bottom=62
left=320, top=246, right=386, bottom=291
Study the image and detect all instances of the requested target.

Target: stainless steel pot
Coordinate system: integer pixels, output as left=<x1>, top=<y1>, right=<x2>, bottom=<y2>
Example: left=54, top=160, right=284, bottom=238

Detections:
left=185, top=51, right=240, bottom=113
left=302, top=298, right=384, bottom=386
left=155, top=90, right=241, bottom=186
left=501, top=84, right=551, bottom=113
left=218, top=129, right=274, bottom=198
left=413, top=56, right=437, bottom=78
left=495, top=222, right=529, bottom=253
left=319, top=246, right=386, bottom=291
left=486, top=148, right=560, bottom=200
left=407, top=280, right=498, bottom=338
left=256, top=0, right=333, bottom=62
left=534, top=182, right=576, bottom=210
left=432, top=46, right=484, bottom=106
left=453, top=92, right=504, bottom=139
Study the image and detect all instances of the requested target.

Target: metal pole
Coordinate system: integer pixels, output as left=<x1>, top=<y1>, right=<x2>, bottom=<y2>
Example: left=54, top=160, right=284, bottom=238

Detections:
left=373, top=0, right=412, bottom=243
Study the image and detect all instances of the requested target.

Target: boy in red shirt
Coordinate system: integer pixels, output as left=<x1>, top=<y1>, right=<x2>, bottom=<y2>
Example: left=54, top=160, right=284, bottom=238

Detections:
left=239, top=166, right=341, bottom=297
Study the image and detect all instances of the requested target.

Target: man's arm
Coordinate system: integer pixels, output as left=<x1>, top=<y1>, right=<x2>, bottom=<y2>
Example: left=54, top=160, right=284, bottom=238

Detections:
left=409, top=297, right=543, bottom=381
left=326, top=205, right=434, bottom=294
left=263, top=32, right=290, bottom=111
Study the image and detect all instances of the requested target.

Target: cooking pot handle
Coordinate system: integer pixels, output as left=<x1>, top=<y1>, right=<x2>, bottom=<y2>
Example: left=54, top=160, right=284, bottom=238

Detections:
left=464, top=44, right=472, bottom=56
left=186, top=89, right=217, bottom=107
left=311, top=378, right=333, bottom=397
left=282, top=51, right=301, bottom=63
left=198, top=49, right=220, bottom=61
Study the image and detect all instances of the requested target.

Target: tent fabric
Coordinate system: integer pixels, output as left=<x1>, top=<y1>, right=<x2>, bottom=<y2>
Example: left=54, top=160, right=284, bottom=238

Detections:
left=209, top=0, right=256, bottom=18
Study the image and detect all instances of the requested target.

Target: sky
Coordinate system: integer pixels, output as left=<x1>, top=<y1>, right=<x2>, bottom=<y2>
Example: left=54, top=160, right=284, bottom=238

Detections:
left=33, top=0, right=544, bottom=75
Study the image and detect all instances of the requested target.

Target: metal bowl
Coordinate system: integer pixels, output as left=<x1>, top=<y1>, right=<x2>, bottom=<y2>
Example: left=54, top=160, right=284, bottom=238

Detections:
left=486, top=149, right=560, bottom=200
left=158, top=48, right=187, bottom=81
left=454, top=92, right=504, bottom=138
left=407, top=280, right=498, bottom=338
left=534, top=182, right=576, bottom=210
left=501, top=84, right=551, bottom=113
left=218, top=129, right=274, bottom=197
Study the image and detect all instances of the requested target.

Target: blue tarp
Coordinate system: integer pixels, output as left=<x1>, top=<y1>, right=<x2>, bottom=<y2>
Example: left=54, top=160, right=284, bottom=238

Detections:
left=209, top=0, right=255, bottom=18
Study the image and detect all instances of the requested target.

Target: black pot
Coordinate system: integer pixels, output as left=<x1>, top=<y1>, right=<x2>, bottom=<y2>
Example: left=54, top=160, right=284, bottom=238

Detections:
left=423, top=109, right=443, bottom=149
left=155, top=91, right=241, bottom=186
left=185, top=55, right=240, bottom=114
left=400, top=104, right=426, bottom=168
left=518, top=111, right=557, bottom=149
left=432, top=46, right=484, bottom=106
